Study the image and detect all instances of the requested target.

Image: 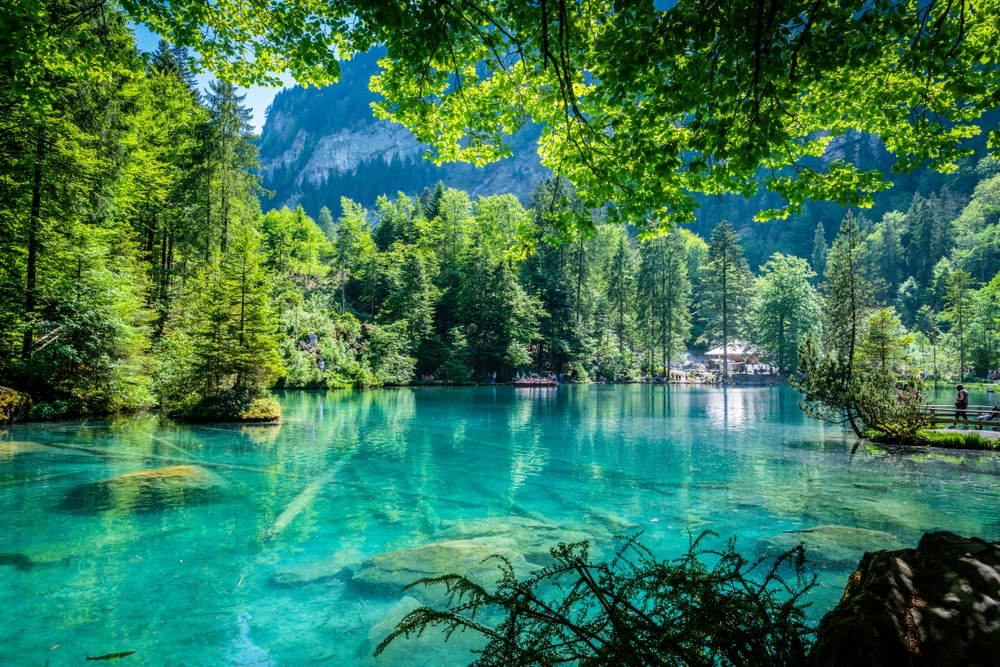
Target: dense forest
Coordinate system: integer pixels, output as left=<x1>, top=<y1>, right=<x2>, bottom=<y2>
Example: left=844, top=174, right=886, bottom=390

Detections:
left=2, top=10, right=999, bottom=421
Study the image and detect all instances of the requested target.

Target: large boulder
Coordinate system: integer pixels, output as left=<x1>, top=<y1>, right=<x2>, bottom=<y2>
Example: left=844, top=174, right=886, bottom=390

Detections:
left=0, top=387, right=31, bottom=424
left=62, top=465, right=226, bottom=513
left=810, top=531, right=1000, bottom=667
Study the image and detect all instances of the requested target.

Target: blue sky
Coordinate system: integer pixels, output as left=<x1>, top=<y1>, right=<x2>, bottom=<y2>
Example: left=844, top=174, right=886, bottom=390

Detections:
left=132, top=24, right=292, bottom=133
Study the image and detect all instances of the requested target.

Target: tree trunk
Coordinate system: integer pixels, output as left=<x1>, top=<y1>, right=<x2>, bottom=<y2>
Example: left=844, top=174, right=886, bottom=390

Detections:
left=722, top=244, right=729, bottom=379
left=21, top=127, right=44, bottom=360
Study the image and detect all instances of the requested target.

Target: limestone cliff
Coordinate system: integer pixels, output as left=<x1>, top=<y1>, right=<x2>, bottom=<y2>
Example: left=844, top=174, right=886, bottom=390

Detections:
left=257, top=50, right=550, bottom=218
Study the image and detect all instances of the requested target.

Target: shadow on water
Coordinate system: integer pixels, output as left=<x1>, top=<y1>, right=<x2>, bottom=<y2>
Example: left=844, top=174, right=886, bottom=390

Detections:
left=0, top=552, right=35, bottom=571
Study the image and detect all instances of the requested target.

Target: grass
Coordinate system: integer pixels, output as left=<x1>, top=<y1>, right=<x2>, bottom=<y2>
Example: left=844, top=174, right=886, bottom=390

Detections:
left=870, top=428, right=998, bottom=450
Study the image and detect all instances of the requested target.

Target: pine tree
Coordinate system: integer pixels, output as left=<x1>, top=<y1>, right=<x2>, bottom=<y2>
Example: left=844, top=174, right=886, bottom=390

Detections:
left=811, top=221, right=828, bottom=280
left=161, top=221, right=280, bottom=417
left=823, top=211, right=877, bottom=364
left=638, top=231, right=691, bottom=377
left=606, top=230, right=636, bottom=354
left=793, top=211, right=878, bottom=437
left=334, top=198, right=375, bottom=313
left=205, top=80, right=260, bottom=256
left=943, top=267, right=974, bottom=378
left=318, top=205, right=335, bottom=241
left=382, top=247, right=437, bottom=352
left=699, top=221, right=753, bottom=377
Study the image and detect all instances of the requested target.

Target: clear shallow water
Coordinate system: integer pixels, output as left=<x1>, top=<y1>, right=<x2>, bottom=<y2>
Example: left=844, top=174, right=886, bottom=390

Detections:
left=2, top=386, right=1000, bottom=666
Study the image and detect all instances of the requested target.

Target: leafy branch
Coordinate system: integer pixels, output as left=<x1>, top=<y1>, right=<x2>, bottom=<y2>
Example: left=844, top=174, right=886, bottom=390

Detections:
left=375, top=532, right=816, bottom=667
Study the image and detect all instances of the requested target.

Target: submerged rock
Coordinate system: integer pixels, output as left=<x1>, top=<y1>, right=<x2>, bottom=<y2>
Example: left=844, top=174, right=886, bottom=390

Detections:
left=435, top=515, right=598, bottom=564
left=62, top=465, right=225, bottom=513
left=272, top=549, right=365, bottom=587
left=765, top=524, right=903, bottom=563
left=352, top=536, right=538, bottom=603
left=810, top=531, right=1000, bottom=667
left=0, top=387, right=31, bottom=424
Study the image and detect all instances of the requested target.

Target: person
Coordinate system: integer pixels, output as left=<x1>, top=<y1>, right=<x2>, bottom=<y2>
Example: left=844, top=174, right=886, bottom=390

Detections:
left=317, top=357, right=325, bottom=374
left=975, top=404, right=1000, bottom=429
left=308, top=332, right=318, bottom=348
left=955, top=384, right=970, bottom=428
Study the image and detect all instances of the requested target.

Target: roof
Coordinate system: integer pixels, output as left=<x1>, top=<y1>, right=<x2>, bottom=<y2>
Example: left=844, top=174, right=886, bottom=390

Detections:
left=704, top=340, right=755, bottom=358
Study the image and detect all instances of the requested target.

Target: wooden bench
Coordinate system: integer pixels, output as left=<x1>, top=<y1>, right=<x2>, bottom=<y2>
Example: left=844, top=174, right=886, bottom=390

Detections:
left=919, top=404, right=1000, bottom=430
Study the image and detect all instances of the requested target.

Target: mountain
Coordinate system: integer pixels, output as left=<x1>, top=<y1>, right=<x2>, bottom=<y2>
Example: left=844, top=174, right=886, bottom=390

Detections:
left=257, top=50, right=997, bottom=269
left=257, top=50, right=551, bottom=219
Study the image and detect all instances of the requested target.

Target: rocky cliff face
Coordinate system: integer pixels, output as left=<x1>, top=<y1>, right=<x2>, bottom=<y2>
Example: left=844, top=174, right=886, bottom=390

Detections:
left=256, top=50, right=550, bottom=218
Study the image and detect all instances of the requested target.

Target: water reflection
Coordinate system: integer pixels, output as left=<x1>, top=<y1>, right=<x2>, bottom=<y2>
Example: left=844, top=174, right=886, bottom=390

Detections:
left=1, top=386, right=999, bottom=665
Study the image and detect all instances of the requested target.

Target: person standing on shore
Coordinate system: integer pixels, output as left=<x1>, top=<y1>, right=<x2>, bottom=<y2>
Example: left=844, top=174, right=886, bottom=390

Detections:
left=955, top=384, right=970, bottom=428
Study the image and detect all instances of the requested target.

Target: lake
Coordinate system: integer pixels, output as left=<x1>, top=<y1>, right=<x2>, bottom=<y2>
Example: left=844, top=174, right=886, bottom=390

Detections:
left=2, top=385, right=999, bottom=665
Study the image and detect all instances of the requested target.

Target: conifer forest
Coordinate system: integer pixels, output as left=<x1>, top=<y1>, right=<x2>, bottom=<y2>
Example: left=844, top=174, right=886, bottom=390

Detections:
left=2, top=3, right=1000, bottom=422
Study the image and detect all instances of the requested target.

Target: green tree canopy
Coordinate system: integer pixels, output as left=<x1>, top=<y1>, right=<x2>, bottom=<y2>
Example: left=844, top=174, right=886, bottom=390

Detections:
left=751, top=253, right=821, bottom=373
left=110, top=0, right=1000, bottom=231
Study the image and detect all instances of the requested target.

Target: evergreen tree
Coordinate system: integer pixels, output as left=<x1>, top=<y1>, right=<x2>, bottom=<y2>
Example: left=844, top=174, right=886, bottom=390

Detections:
left=943, top=267, right=974, bottom=378
left=205, top=80, right=260, bottom=256
left=318, top=205, right=335, bottom=241
left=811, top=221, right=828, bottom=281
left=458, top=250, right=539, bottom=379
left=381, top=246, right=437, bottom=354
left=333, top=198, right=375, bottom=313
left=794, top=211, right=878, bottom=437
left=916, top=304, right=942, bottom=381
left=868, top=211, right=905, bottom=298
left=605, top=230, right=636, bottom=354
left=159, top=221, right=280, bottom=418
left=699, top=221, right=753, bottom=377
left=823, top=212, right=877, bottom=364
left=638, top=232, right=691, bottom=377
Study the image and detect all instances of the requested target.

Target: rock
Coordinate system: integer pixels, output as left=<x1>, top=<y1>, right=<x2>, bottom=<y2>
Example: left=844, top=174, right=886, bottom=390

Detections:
left=810, top=531, right=1000, bottom=667
left=62, top=465, right=225, bottom=513
left=435, top=515, right=598, bottom=565
left=360, top=596, right=486, bottom=667
left=272, top=549, right=365, bottom=587
left=0, top=387, right=31, bottom=424
left=764, top=524, right=903, bottom=563
left=352, top=536, right=538, bottom=604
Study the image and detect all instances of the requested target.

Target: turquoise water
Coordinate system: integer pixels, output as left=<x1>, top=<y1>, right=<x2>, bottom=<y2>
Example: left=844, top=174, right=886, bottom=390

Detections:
left=3, top=386, right=1000, bottom=665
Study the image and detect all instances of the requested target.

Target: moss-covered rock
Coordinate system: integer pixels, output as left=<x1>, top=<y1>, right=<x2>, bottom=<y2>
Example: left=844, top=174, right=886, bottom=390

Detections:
left=810, top=531, right=1000, bottom=667
left=0, top=387, right=31, bottom=424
